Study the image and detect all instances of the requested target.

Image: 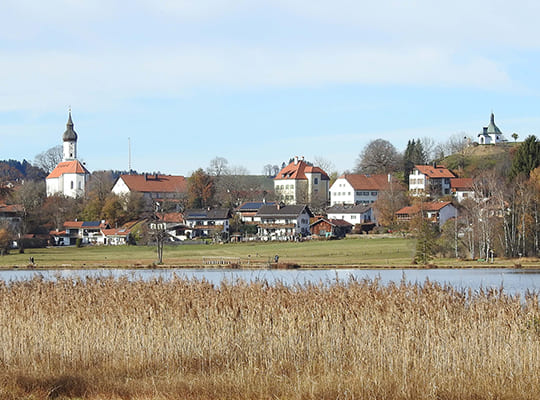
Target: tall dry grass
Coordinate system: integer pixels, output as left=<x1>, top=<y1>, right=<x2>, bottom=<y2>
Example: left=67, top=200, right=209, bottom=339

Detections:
left=0, top=275, right=538, bottom=399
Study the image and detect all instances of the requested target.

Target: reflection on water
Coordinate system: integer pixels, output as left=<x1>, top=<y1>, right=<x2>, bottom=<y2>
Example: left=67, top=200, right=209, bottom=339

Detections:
left=0, top=268, right=539, bottom=297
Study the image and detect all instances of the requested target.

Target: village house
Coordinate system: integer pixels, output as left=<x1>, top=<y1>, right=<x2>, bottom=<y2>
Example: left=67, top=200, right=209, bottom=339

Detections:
left=409, top=164, right=456, bottom=197
left=150, top=212, right=189, bottom=241
left=111, top=173, right=187, bottom=203
left=0, top=204, right=23, bottom=232
left=477, top=113, right=506, bottom=145
left=254, top=203, right=313, bottom=240
left=329, top=173, right=392, bottom=206
left=310, top=217, right=352, bottom=238
left=235, top=201, right=276, bottom=223
left=395, top=201, right=458, bottom=228
left=52, top=220, right=110, bottom=246
left=183, top=208, right=231, bottom=239
left=273, top=156, right=330, bottom=205
left=326, top=203, right=376, bottom=226
left=451, top=178, right=475, bottom=203
left=46, top=112, right=90, bottom=198
left=100, top=227, right=132, bottom=245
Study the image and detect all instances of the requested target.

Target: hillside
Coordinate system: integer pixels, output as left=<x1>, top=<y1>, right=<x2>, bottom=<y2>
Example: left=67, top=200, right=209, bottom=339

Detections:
left=441, top=142, right=517, bottom=177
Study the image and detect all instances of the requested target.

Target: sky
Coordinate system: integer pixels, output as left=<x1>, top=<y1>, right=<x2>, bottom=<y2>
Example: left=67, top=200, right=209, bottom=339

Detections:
left=3, top=0, right=540, bottom=176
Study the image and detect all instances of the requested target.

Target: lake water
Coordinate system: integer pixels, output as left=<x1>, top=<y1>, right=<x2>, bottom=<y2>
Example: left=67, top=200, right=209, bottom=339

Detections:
left=1, top=268, right=540, bottom=297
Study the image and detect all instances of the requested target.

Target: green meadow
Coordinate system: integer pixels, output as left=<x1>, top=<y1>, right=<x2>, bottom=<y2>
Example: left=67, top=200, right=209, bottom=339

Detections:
left=0, top=236, right=535, bottom=268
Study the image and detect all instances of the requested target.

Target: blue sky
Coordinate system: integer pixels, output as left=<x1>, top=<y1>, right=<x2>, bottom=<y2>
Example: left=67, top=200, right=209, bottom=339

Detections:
left=2, top=0, right=540, bottom=176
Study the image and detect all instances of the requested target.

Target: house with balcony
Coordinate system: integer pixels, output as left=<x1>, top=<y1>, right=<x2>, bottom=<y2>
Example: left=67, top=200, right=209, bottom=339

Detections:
left=183, top=208, right=231, bottom=239
left=395, top=201, right=457, bottom=228
left=254, top=204, right=313, bottom=240
left=310, top=217, right=352, bottom=238
left=409, top=164, right=455, bottom=197
left=451, top=178, right=475, bottom=203
left=52, top=220, right=110, bottom=245
left=326, top=204, right=376, bottom=226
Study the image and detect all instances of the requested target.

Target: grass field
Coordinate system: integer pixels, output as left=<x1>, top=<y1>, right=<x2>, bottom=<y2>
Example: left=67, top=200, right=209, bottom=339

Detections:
left=0, top=236, right=537, bottom=269
left=0, top=276, right=539, bottom=399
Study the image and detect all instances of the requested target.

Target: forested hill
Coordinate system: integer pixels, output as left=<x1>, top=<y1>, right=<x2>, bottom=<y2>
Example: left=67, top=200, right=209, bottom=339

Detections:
left=0, top=159, right=47, bottom=182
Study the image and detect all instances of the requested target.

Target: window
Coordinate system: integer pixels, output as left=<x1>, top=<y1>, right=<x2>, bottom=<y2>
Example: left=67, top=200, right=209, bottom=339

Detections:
left=314, top=178, right=319, bottom=184
left=70, top=181, right=74, bottom=189
left=371, top=192, right=377, bottom=196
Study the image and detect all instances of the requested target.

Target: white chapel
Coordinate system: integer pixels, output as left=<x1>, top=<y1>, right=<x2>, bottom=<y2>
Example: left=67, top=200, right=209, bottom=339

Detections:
left=46, top=112, right=90, bottom=198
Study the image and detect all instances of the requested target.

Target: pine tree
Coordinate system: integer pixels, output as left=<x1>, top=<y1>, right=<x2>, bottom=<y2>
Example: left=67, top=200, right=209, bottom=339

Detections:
left=510, top=135, right=540, bottom=179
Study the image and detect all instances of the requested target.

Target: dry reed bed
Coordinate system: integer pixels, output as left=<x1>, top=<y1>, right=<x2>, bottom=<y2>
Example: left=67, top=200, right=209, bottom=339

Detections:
left=0, top=276, right=539, bottom=399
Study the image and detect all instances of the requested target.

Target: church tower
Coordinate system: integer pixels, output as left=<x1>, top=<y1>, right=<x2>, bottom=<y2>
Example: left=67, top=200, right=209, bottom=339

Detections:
left=46, top=110, right=90, bottom=198
left=62, top=111, right=78, bottom=161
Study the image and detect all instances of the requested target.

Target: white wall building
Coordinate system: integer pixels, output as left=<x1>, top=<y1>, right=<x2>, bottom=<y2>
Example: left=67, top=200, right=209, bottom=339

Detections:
left=274, top=157, right=329, bottom=205
left=46, top=112, right=89, bottom=198
left=330, top=174, right=391, bottom=206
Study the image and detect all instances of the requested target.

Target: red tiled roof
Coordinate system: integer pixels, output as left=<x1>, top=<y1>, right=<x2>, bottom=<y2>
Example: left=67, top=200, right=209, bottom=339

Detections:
left=158, top=213, right=184, bottom=223
left=414, top=165, right=455, bottom=179
left=396, top=201, right=453, bottom=215
left=274, top=160, right=329, bottom=181
left=451, top=178, right=474, bottom=190
left=47, top=160, right=90, bottom=179
left=101, top=228, right=130, bottom=237
left=0, top=204, right=23, bottom=213
left=339, top=174, right=390, bottom=190
left=118, top=174, right=187, bottom=193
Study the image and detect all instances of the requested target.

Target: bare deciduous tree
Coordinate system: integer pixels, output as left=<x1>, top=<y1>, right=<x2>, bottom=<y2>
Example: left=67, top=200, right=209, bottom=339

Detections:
left=355, top=139, right=402, bottom=174
left=34, top=145, right=63, bottom=173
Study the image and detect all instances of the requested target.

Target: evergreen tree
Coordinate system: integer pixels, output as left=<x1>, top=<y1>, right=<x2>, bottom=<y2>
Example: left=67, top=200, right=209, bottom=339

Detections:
left=403, top=139, right=426, bottom=184
left=414, top=219, right=436, bottom=264
left=510, top=135, right=540, bottom=179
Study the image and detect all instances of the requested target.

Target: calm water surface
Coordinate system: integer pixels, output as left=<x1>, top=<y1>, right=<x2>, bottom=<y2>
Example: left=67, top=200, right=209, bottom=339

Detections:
left=1, top=268, right=539, bottom=297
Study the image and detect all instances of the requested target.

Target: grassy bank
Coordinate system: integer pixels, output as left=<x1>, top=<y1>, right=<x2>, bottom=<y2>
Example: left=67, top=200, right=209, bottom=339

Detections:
left=0, top=277, right=539, bottom=399
left=0, top=236, right=537, bottom=269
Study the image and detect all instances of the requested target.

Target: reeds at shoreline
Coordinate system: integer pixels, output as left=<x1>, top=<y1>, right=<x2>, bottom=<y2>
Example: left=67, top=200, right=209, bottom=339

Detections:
left=0, top=276, right=539, bottom=399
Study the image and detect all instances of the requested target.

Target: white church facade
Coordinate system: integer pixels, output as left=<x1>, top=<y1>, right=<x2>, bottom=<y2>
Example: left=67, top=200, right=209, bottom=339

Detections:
left=46, top=112, right=90, bottom=198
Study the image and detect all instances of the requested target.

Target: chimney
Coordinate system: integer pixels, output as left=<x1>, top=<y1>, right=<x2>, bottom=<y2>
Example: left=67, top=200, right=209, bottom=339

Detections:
left=144, top=173, right=148, bottom=181
left=294, top=156, right=298, bottom=165
left=432, top=161, right=437, bottom=168
left=387, top=173, right=391, bottom=183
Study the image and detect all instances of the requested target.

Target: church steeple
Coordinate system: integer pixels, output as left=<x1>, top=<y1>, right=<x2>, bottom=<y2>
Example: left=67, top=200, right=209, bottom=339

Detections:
left=62, top=110, right=78, bottom=161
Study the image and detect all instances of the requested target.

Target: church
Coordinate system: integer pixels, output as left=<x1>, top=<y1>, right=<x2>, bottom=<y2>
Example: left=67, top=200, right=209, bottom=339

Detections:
left=46, top=112, right=90, bottom=198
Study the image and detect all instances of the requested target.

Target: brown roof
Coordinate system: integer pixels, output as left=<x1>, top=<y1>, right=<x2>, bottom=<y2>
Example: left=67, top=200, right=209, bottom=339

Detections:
left=118, top=174, right=187, bottom=193
left=414, top=165, right=455, bottom=179
left=274, top=159, right=329, bottom=181
left=158, top=213, right=184, bottom=223
left=396, top=201, right=453, bottom=215
left=47, top=160, right=90, bottom=179
left=339, top=174, right=390, bottom=190
left=451, top=178, right=474, bottom=190
left=101, top=228, right=130, bottom=237
left=0, top=204, right=23, bottom=213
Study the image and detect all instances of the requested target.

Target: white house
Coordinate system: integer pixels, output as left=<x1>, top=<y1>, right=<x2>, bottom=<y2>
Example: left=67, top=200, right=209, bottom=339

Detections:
left=274, top=156, right=329, bottom=205
left=183, top=209, right=231, bottom=239
left=451, top=178, right=475, bottom=203
left=254, top=204, right=313, bottom=240
left=409, top=164, right=455, bottom=197
left=53, top=220, right=110, bottom=246
left=396, top=201, right=458, bottom=228
left=478, top=113, right=506, bottom=145
left=111, top=174, right=187, bottom=201
left=330, top=174, right=392, bottom=206
left=46, top=112, right=90, bottom=198
left=326, top=204, right=376, bottom=226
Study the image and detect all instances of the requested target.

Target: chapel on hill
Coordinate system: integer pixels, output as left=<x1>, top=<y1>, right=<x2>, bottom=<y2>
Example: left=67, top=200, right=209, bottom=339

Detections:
left=46, top=112, right=90, bottom=198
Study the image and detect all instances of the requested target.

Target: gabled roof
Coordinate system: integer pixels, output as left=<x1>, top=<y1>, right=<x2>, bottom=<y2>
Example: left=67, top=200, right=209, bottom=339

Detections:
left=236, top=201, right=276, bottom=212
left=183, top=209, right=231, bottom=220
left=310, top=218, right=353, bottom=228
left=117, top=174, right=187, bottom=194
left=47, top=160, right=90, bottom=179
left=101, top=228, right=130, bottom=237
left=414, top=165, right=455, bottom=179
left=256, top=204, right=314, bottom=218
left=451, top=178, right=474, bottom=191
left=326, top=204, right=372, bottom=214
left=396, top=201, right=453, bottom=215
left=0, top=204, right=23, bottom=213
left=64, top=220, right=109, bottom=229
left=274, top=159, right=329, bottom=181
left=158, top=213, right=184, bottom=223
left=335, top=174, right=390, bottom=191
